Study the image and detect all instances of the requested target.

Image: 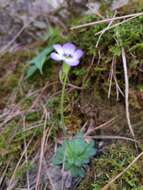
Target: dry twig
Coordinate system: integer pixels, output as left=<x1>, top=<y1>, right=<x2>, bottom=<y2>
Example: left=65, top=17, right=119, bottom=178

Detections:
left=70, top=12, right=143, bottom=30
left=84, top=117, right=115, bottom=136
left=121, top=48, right=136, bottom=141
left=96, top=11, right=117, bottom=48
left=89, top=135, right=138, bottom=143
left=94, top=14, right=140, bottom=36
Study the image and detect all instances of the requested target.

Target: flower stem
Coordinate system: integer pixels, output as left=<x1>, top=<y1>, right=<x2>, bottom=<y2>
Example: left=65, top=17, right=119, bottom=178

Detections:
left=60, top=64, right=70, bottom=134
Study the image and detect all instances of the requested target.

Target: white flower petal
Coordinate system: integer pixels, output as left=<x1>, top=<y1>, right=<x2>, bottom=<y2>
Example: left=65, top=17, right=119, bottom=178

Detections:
left=63, top=43, right=76, bottom=54
left=53, top=44, right=64, bottom=55
left=50, top=52, right=63, bottom=61
left=73, top=49, right=84, bottom=59
left=64, top=57, right=80, bottom=67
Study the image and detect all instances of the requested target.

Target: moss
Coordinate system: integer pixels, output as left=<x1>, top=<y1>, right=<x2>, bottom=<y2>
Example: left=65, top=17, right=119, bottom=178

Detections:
left=78, top=143, right=143, bottom=190
left=15, top=162, right=33, bottom=178
left=0, top=50, right=35, bottom=107
left=70, top=11, right=143, bottom=53
left=114, top=16, right=143, bottom=48
left=69, top=7, right=143, bottom=103
left=26, top=111, right=41, bottom=121
left=0, top=121, right=20, bottom=161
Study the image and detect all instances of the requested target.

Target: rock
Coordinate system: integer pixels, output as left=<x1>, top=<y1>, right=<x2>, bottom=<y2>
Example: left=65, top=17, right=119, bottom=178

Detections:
left=86, top=2, right=100, bottom=15
left=0, top=0, right=132, bottom=52
left=111, top=0, right=129, bottom=10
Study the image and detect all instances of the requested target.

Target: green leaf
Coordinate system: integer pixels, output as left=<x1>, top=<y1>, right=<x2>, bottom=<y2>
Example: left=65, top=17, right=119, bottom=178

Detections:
left=52, top=145, right=65, bottom=165
left=70, top=166, right=85, bottom=177
left=92, top=184, right=101, bottom=190
left=26, top=65, right=37, bottom=78
left=26, top=26, right=62, bottom=78
left=42, top=26, right=62, bottom=43
left=28, top=46, right=53, bottom=74
left=52, top=132, right=97, bottom=177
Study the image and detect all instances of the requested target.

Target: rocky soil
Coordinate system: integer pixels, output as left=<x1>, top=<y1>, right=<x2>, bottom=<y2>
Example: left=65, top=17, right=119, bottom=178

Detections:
left=0, top=0, right=129, bottom=51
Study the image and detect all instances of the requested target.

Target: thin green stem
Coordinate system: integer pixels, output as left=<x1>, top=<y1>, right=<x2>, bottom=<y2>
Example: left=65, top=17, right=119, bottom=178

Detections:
left=60, top=71, right=68, bottom=134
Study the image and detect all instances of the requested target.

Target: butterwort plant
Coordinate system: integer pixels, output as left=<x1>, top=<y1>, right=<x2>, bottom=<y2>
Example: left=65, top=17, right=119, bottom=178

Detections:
left=50, top=45, right=97, bottom=178
left=52, top=132, right=96, bottom=177
left=50, top=43, right=84, bottom=132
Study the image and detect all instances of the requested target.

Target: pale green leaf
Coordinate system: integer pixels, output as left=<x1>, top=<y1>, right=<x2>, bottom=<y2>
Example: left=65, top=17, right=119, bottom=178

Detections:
left=28, top=46, right=53, bottom=74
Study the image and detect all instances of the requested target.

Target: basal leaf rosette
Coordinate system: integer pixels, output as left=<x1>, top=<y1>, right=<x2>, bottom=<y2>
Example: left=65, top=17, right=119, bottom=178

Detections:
left=52, top=133, right=96, bottom=177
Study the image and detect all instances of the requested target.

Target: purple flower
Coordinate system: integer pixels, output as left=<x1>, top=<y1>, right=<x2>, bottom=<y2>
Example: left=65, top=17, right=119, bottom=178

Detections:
left=50, top=43, right=84, bottom=66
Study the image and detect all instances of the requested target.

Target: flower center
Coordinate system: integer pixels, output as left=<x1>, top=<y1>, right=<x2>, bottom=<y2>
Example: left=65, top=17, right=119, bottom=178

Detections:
left=63, top=53, right=73, bottom=59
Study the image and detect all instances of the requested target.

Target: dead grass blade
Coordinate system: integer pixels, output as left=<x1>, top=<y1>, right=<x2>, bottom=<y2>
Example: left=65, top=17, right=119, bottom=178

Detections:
left=22, top=115, right=30, bottom=190
left=84, top=117, right=116, bottom=136
left=0, top=159, right=11, bottom=188
left=70, top=12, right=143, bottom=30
left=7, top=136, right=34, bottom=190
left=94, top=14, right=140, bottom=36
left=35, top=105, right=49, bottom=190
left=108, top=57, right=114, bottom=99
left=121, top=48, right=137, bottom=144
left=90, top=135, right=138, bottom=143
left=96, top=11, right=117, bottom=48
left=108, top=57, right=124, bottom=100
